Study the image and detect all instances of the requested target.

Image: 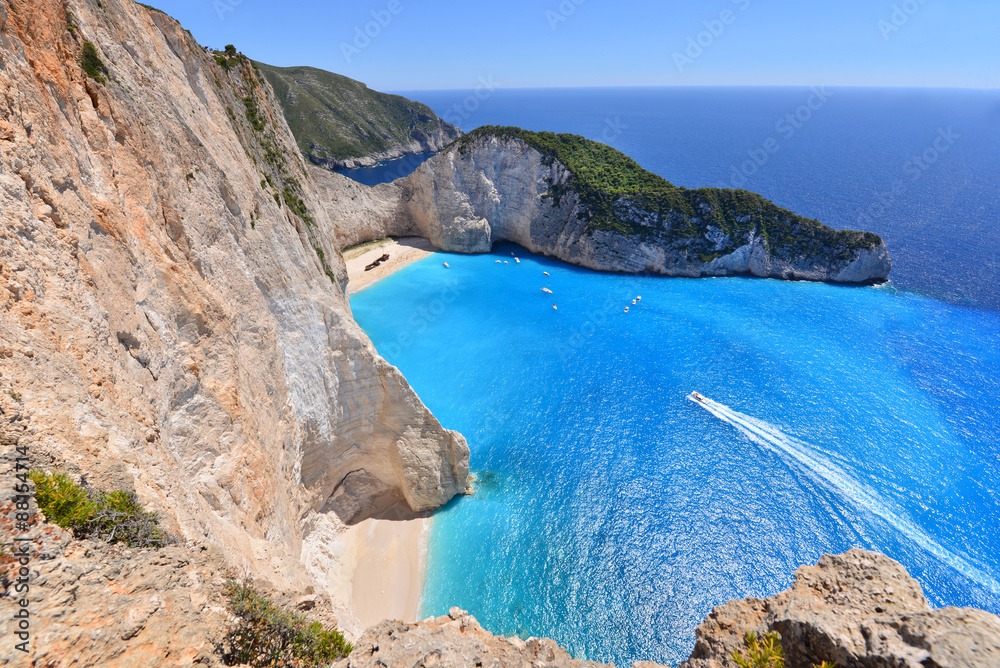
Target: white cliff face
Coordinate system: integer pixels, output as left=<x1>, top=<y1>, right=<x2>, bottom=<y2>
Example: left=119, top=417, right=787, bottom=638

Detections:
left=341, top=135, right=890, bottom=284
left=0, top=0, right=467, bottom=626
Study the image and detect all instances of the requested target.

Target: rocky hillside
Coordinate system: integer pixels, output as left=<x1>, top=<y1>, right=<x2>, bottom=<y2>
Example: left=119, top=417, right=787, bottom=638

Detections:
left=258, top=62, right=461, bottom=169
left=0, top=0, right=467, bottom=639
left=316, top=127, right=891, bottom=284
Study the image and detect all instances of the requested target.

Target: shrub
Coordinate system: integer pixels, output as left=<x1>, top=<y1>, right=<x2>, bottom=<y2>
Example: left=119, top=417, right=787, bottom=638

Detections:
left=29, top=472, right=167, bottom=548
left=225, top=44, right=237, bottom=57
left=732, top=631, right=836, bottom=668
left=29, top=472, right=95, bottom=535
left=243, top=96, right=266, bottom=133
left=219, top=578, right=352, bottom=667
left=79, top=41, right=108, bottom=84
left=89, top=490, right=168, bottom=548
left=281, top=186, right=314, bottom=227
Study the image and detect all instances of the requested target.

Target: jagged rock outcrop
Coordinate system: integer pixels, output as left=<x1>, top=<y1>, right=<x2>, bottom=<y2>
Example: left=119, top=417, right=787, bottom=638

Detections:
left=309, top=165, right=416, bottom=250
left=679, top=549, right=1000, bottom=668
left=335, top=607, right=616, bottom=668
left=0, top=0, right=467, bottom=639
left=321, top=129, right=891, bottom=284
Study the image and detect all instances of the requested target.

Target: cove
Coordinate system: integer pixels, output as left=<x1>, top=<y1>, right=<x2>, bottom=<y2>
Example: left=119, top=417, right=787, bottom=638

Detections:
left=350, top=242, right=1000, bottom=666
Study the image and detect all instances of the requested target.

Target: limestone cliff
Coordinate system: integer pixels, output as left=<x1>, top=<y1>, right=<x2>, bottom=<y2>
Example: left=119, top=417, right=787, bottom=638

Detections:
left=0, top=0, right=467, bottom=633
left=321, top=128, right=891, bottom=284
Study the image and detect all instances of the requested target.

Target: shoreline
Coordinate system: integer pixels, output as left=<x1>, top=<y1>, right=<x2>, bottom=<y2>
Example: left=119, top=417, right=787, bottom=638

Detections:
left=345, top=236, right=437, bottom=294
left=341, top=247, right=438, bottom=628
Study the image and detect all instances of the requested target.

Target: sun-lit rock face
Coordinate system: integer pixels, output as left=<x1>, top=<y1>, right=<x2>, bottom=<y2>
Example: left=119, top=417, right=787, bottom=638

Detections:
left=0, top=0, right=467, bottom=630
left=324, top=131, right=890, bottom=284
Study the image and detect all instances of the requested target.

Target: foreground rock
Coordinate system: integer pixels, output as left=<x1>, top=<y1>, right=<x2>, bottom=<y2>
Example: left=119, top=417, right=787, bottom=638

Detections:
left=336, top=607, right=616, bottom=668
left=679, top=549, right=1000, bottom=668
left=329, top=549, right=1000, bottom=668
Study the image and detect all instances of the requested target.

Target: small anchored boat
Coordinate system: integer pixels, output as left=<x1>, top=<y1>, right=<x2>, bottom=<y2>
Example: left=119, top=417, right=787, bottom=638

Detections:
left=443, top=262, right=450, bottom=268
left=542, top=287, right=553, bottom=294
left=543, top=272, right=550, bottom=276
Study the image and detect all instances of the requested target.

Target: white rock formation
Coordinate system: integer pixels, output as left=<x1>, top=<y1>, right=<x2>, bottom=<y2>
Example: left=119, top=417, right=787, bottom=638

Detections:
left=320, top=133, right=891, bottom=284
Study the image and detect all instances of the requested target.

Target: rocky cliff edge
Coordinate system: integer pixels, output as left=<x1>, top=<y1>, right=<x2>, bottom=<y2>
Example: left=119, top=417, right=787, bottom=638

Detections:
left=0, top=0, right=467, bottom=635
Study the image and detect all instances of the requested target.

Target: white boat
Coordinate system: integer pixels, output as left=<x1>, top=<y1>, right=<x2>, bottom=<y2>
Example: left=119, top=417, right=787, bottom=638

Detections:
left=543, top=272, right=550, bottom=276
left=691, top=392, right=705, bottom=403
left=542, top=287, right=553, bottom=294
left=443, top=262, right=450, bottom=268
left=515, top=258, right=520, bottom=263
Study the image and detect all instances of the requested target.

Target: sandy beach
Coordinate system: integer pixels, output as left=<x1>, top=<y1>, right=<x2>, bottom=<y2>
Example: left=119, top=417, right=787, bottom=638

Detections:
left=332, top=509, right=430, bottom=630
left=345, top=236, right=437, bottom=294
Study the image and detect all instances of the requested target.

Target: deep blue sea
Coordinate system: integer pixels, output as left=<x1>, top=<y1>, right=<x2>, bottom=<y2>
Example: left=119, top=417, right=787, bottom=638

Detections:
left=350, top=88, right=1000, bottom=666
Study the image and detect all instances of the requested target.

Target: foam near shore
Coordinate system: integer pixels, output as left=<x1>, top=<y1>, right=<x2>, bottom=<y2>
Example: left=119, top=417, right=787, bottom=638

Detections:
left=345, top=236, right=436, bottom=293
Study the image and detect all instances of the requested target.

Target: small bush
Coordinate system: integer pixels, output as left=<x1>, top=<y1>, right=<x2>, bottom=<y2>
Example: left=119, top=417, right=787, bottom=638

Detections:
left=243, top=96, right=266, bottom=133
left=281, top=187, right=314, bottom=227
left=732, top=631, right=836, bottom=668
left=225, top=44, right=237, bottom=57
left=29, top=472, right=167, bottom=548
left=219, top=579, right=352, bottom=667
left=29, top=472, right=95, bottom=535
left=79, top=41, right=108, bottom=84
left=89, top=490, right=168, bottom=548
left=3, top=389, right=21, bottom=401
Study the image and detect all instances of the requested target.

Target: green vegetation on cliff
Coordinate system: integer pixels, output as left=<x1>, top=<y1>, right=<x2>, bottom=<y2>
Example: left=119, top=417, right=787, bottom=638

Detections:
left=256, top=62, right=460, bottom=167
left=220, top=578, right=352, bottom=666
left=457, top=126, right=883, bottom=263
left=30, top=471, right=168, bottom=548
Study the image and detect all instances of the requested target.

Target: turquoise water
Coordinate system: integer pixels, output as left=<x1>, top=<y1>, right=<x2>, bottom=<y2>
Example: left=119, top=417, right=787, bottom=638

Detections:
left=351, top=243, right=1000, bottom=666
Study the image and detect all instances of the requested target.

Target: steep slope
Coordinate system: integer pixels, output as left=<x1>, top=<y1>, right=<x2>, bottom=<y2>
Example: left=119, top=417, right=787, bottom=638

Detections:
left=0, top=0, right=467, bottom=637
left=257, top=62, right=461, bottom=169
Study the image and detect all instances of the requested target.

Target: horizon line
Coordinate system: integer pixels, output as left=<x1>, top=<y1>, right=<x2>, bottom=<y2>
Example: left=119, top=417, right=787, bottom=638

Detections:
left=384, top=83, right=999, bottom=93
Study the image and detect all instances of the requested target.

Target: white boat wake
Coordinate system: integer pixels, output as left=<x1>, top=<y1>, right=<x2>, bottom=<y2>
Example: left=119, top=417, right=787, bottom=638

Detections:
left=689, top=393, right=1000, bottom=595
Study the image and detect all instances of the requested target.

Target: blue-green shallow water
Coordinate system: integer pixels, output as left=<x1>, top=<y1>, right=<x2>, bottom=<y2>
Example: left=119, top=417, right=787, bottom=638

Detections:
left=351, top=242, right=1000, bottom=666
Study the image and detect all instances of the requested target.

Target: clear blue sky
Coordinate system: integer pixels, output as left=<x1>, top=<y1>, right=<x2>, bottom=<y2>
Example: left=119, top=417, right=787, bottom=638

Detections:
left=150, top=0, right=999, bottom=90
